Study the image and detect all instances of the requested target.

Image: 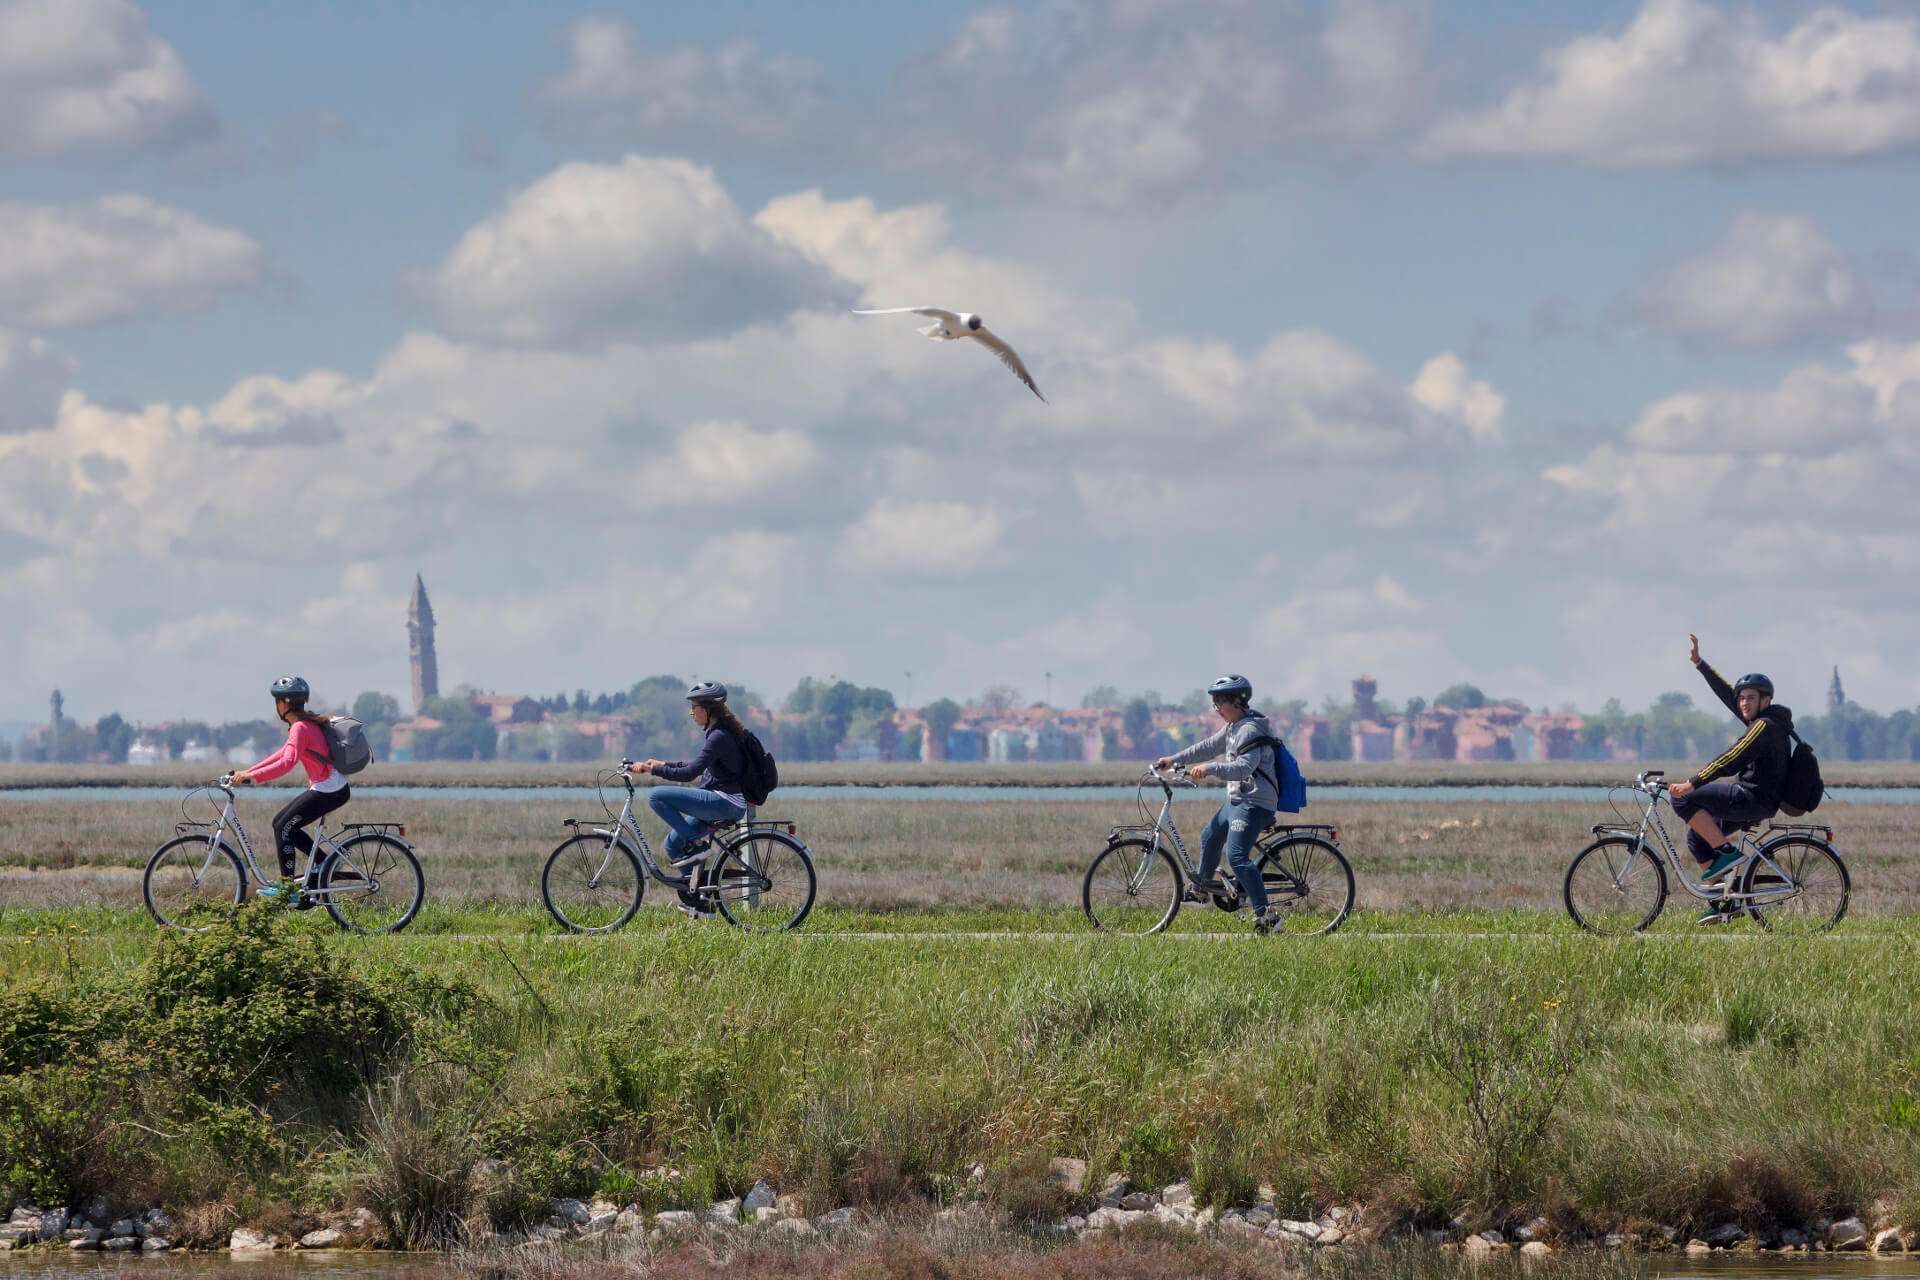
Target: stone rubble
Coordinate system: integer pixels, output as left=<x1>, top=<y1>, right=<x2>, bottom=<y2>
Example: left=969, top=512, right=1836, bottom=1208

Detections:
left=2, top=1178, right=1913, bottom=1259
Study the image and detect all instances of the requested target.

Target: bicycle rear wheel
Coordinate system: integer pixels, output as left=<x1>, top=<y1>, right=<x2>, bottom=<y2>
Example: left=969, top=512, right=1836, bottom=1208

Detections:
left=708, top=831, right=815, bottom=932
left=322, top=834, right=425, bottom=934
left=143, top=835, right=245, bottom=931
left=1256, top=837, right=1355, bottom=936
left=1083, top=837, right=1181, bottom=935
left=542, top=833, right=645, bottom=932
left=1742, top=836, right=1849, bottom=935
left=1564, top=836, right=1667, bottom=935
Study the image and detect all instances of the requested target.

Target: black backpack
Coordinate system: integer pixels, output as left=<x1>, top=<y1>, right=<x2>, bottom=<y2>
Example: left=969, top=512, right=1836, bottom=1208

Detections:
left=736, top=729, right=779, bottom=806
left=1778, top=726, right=1824, bottom=817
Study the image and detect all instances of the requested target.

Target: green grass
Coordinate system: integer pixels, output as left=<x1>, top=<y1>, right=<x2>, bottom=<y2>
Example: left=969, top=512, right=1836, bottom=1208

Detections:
left=4, top=903, right=1919, bottom=1241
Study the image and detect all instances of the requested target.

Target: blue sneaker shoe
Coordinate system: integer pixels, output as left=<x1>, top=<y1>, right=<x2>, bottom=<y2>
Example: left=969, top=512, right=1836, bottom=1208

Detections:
left=257, top=880, right=307, bottom=909
left=1700, top=845, right=1743, bottom=884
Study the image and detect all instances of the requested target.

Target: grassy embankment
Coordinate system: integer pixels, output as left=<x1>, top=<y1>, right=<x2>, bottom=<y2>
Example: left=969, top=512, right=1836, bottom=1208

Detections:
left=2, top=903, right=1917, bottom=1254
left=7, top=760, right=1920, bottom=790
left=2, top=790, right=1914, bottom=919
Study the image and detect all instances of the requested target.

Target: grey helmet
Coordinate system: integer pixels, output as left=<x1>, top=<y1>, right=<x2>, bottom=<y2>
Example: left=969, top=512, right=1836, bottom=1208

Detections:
left=269, top=675, right=311, bottom=702
left=1734, top=673, right=1774, bottom=698
left=685, top=681, right=729, bottom=705
left=1207, top=674, right=1253, bottom=701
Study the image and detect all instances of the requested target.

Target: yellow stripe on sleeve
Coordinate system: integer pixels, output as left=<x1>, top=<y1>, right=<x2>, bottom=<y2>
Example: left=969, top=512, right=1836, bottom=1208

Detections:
left=1697, top=720, right=1765, bottom=781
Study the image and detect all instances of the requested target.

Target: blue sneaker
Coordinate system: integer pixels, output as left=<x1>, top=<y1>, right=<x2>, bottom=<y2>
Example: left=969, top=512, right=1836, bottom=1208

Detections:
left=1700, top=845, right=1743, bottom=884
left=257, top=880, right=309, bottom=909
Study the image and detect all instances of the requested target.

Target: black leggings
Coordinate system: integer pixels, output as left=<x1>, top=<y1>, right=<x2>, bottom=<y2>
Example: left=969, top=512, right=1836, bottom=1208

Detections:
left=272, top=786, right=351, bottom=877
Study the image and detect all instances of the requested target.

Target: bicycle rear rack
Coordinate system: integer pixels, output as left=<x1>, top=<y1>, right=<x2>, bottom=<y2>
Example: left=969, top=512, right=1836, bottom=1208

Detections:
left=342, top=822, right=407, bottom=838
left=1765, top=821, right=1834, bottom=839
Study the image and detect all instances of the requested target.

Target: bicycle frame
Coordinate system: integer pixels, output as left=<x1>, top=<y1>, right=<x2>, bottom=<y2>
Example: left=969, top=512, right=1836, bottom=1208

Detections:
left=1112, top=768, right=1334, bottom=898
left=1596, top=771, right=1828, bottom=909
left=565, top=773, right=791, bottom=897
left=178, top=781, right=386, bottom=901
left=1111, top=770, right=1202, bottom=886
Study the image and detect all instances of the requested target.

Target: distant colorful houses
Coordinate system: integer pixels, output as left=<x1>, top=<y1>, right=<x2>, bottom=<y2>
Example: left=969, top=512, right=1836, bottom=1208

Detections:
left=379, top=676, right=1593, bottom=765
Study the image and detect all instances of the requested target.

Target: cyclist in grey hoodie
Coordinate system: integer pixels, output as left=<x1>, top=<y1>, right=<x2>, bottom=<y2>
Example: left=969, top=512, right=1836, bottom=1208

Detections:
left=1154, top=674, right=1285, bottom=935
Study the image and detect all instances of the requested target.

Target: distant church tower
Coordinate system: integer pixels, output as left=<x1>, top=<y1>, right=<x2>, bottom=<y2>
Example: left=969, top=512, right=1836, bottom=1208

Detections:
left=49, top=689, right=63, bottom=734
left=1828, top=666, right=1845, bottom=710
left=1352, top=675, right=1380, bottom=722
left=408, top=575, right=439, bottom=712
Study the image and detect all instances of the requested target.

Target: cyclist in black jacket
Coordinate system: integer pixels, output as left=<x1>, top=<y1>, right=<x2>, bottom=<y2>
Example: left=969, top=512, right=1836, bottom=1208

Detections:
left=1671, top=634, right=1795, bottom=923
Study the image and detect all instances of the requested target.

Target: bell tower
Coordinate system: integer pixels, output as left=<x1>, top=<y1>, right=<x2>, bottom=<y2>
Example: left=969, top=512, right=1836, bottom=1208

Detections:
left=408, top=575, right=439, bottom=712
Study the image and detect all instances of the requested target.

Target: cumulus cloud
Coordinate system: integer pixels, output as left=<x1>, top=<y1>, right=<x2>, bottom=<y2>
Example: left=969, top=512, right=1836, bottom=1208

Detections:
left=26, top=161, right=1914, bottom=720
left=1424, top=0, right=1920, bottom=165
left=0, top=195, right=266, bottom=329
left=634, top=420, right=820, bottom=505
left=415, top=155, right=847, bottom=349
left=840, top=498, right=1005, bottom=576
left=0, top=330, right=76, bottom=433
left=533, top=16, right=828, bottom=147
left=1410, top=353, right=1504, bottom=441
left=1627, top=213, right=1873, bottom=348
left=1543, top=341, right=1920, bottom=576
left=0, top=0, right=217, bottom=157
left=882, top=0, right=1437, bottom=208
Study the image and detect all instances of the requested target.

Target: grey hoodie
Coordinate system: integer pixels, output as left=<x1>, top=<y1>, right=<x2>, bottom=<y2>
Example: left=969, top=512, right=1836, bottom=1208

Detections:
left=1164, top=712, right=1281, bottom=811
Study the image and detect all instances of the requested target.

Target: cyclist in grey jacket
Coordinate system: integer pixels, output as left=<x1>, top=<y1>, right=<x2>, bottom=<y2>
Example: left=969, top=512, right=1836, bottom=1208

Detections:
left=1154, top=674, right=1285, bottom=935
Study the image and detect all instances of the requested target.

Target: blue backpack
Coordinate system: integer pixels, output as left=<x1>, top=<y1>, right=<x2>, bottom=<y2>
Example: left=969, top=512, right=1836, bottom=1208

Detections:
left=1240, top=732, right=1307, bottom=813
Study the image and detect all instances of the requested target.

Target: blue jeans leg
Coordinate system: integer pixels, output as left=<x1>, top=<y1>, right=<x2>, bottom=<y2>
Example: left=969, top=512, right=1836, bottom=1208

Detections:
left=1197, top=800, right=1274, bottom=911
left=648, top=787, right=746, bottom=861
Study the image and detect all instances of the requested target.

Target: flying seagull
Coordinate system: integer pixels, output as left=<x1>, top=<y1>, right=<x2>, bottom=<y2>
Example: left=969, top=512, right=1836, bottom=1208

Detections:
left=852, top=307, right=1046, bottom=402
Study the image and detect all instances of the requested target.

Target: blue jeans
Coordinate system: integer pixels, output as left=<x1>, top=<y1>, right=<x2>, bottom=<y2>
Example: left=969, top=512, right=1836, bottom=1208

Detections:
left=1197, top=799, right=1274, bottom=911
left=648, top=786, right=747, bottom=862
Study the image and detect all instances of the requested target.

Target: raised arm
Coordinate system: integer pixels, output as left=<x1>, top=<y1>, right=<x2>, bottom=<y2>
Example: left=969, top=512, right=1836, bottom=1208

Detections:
left=1689, top=634, right=1740, bottom=717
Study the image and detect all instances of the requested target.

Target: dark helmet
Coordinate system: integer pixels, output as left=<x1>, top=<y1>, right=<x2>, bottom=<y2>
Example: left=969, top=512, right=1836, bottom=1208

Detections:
left=1734, top=673, right=1774, bottom=698
left=1208, top=674, right=1253, bottom=701
left=269, top=675, right=311, bottom=702
left=685, top=681, right=729, bottom=705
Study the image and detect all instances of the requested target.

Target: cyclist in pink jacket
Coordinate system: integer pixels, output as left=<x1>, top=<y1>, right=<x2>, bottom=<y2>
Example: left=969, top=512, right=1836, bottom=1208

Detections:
left=231, top=675, right=349, bottom=903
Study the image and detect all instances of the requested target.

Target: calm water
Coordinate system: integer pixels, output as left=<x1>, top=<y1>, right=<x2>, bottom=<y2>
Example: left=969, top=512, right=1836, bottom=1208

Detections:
left=3, top=784, right=1917, bottom=806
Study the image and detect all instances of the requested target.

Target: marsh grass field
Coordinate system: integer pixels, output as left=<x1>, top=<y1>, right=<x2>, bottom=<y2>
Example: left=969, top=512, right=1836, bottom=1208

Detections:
left=2, top=783, right=1915, bottom=921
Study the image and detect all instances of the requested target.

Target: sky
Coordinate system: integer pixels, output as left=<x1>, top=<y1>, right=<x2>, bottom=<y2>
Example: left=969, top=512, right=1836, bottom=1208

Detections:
left=3, top=0, right=1919, bottom=726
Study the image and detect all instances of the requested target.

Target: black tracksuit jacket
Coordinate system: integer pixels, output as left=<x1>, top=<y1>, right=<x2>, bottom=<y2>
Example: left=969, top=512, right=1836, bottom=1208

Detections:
left=1689, top=662, right=1794, bottom=808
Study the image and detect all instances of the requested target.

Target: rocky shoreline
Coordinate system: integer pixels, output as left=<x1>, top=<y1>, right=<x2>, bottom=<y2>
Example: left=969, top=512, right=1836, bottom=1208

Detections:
left=6, top=1165, right=1917, bottom=1261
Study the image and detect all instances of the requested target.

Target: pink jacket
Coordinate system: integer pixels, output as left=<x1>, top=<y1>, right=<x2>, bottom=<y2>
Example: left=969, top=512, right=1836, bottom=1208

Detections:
left=248, top=720, right=334, bottom=785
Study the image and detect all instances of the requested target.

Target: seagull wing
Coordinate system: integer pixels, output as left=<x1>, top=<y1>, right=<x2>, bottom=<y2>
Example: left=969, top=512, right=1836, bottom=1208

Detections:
left=971, top=327, right=1047, bottom=403
left=852, top=306, right=962, bottom=324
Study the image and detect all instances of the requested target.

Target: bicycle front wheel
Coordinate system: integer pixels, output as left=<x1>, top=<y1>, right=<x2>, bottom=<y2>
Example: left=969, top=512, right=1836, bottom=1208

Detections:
left=322, top=834, right=425, bottom=934
left=1742, top=836, right=1849, bottom=935
left=1083, top=838, right=1181, bottom=935
left=708, top=832, right=816, bottom=932
left=1564, top=836, right=1667, bottom=935
left=1257, top=837, right=1355, bottom=936
left=144, top=835, right=245, bottom=931
left=542, top=833, right=645, bottom=933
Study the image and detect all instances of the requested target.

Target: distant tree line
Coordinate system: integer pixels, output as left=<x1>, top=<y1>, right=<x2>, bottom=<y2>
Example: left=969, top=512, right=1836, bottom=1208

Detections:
left=19, top=678, right=1920, bottom=764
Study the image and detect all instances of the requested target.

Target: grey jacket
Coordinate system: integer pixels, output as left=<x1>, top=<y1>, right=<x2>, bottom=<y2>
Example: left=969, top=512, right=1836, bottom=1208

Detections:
left=1165, top=712, right=1281, bottom=811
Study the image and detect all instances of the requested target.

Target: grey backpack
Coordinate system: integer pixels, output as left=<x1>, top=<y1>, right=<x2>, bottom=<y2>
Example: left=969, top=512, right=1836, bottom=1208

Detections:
left=322, top=716, right=374, bottom=776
